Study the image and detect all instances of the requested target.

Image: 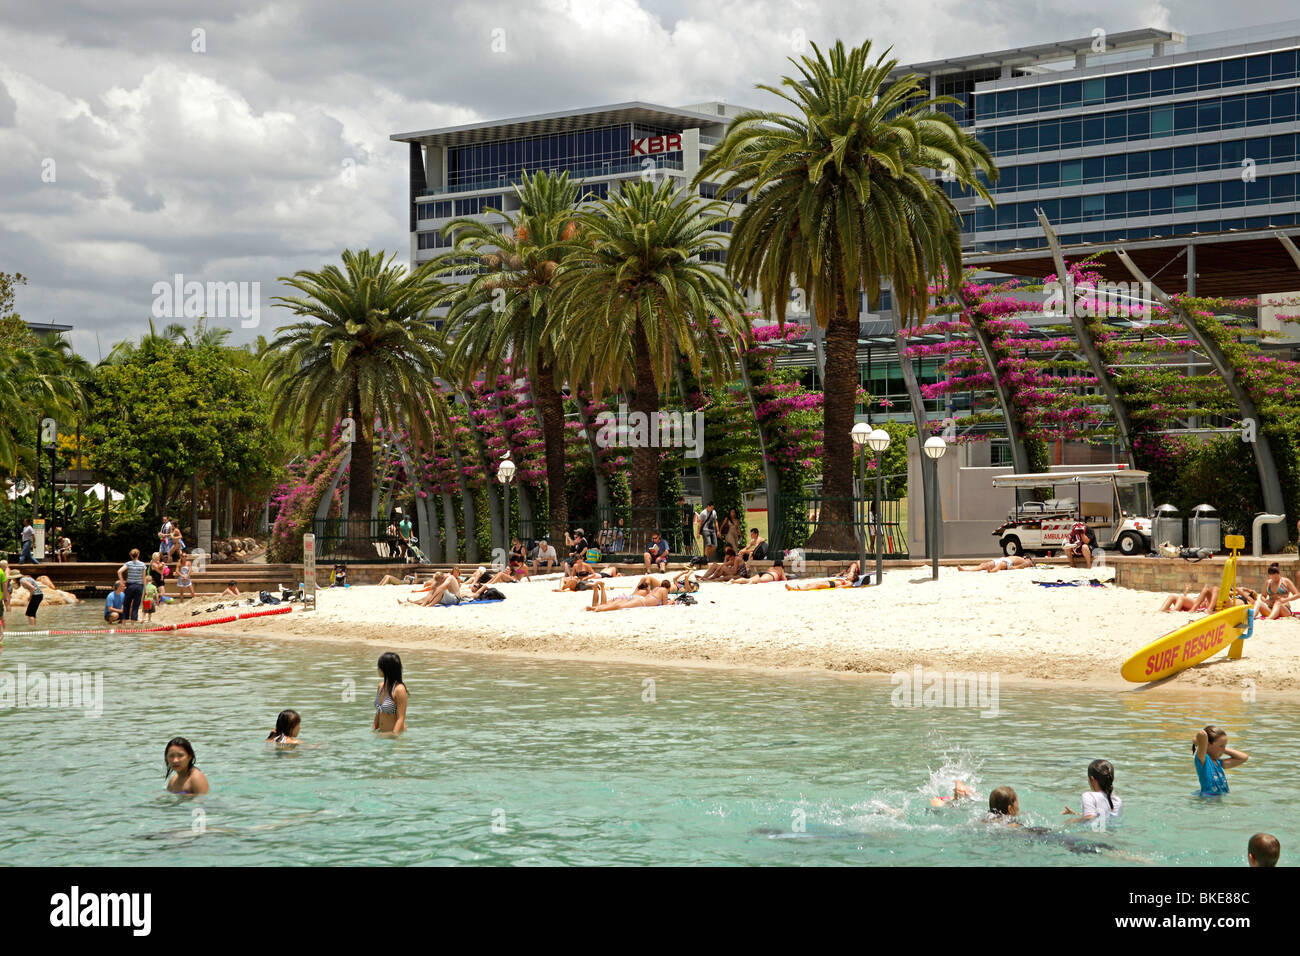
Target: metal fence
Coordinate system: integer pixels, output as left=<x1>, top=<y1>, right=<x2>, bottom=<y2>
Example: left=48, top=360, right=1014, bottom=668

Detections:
left=312, top=518, right=411, bottom=563
left=770, top=489, right=909, bottom=560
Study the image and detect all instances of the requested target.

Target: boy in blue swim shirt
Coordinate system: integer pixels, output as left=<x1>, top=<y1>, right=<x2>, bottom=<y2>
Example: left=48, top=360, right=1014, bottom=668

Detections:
left=1193, top=725, right=1249, bottom=795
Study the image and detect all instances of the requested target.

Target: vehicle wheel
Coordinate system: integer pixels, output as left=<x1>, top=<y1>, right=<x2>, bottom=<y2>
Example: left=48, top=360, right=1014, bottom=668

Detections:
left=1002, top=536, right=1022, bottom=556
left=1117, top=532, right=1141, bottom=556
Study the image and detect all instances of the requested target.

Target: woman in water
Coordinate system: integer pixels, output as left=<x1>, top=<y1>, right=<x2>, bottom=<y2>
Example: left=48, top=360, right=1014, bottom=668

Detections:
left=1061, top=759, right=1122, bottom=825
left=266, top=709, right=302, bottom=746
left=1193, top=725, right=1249, bottom=796
left=1253, top=563, right=1297, bottom=620
left=372, top=653, right=408, bottom=734
left=164, top=737, right=210, bottom=794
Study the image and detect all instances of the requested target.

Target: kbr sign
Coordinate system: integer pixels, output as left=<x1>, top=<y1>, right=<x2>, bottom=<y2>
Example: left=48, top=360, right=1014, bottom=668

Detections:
left=629, top=134, right=682, bottom=156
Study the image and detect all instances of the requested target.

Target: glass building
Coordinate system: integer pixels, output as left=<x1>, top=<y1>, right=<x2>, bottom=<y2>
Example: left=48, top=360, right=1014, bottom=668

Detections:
left=913, top=24, right=1300, bottom=251
left=391, top=101, right=751, bottom=269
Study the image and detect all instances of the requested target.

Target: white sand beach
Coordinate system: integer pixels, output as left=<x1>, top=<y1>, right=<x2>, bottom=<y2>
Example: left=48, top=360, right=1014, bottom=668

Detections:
left=153, top=564, right=1300, bottom=695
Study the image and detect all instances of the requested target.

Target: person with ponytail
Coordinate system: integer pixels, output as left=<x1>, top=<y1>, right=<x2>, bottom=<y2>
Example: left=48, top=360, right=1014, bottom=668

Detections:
left=1062, top=759, right=1122, bottom=825
left=164, top=737, right=209, bottom=795
left=1193, top=725, right=1249, bottom=796
left=266, top=710, right=302, bottom=746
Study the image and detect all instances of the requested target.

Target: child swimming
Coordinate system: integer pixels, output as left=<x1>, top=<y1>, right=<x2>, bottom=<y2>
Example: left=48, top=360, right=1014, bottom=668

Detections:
left=1061, top=759, right=1122, bottom=826
left=164, top=737, right=209, bottom=795
left=1193, top=725, right=1249, bottom=796
left=266, top=709, right=302, bottom=746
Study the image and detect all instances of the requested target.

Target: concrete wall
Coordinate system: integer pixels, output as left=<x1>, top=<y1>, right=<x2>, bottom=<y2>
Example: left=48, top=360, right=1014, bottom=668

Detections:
left=1112, top=555, right=1300, bottom=593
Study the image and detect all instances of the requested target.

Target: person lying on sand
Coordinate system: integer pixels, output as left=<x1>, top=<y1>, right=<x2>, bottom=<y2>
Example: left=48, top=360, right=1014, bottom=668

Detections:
left=729, top=558, right=787, bottom=584
left=958, top=556, right=1036, bottom=572
left=399, top=572, right=463, bottom=607
left=669, top=569, right=697, bottom=594
left=584, top=577, right=671, bottom=612
left=554, top=557, right=597, bottom=592
left=785, top=561, right=869, bottom=590
left=1159, top=582, right=1217, bottom=613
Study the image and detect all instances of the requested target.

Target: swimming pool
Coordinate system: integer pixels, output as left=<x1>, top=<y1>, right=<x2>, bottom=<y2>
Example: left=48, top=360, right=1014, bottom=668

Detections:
left=1, top=603, right=1294, bottom=865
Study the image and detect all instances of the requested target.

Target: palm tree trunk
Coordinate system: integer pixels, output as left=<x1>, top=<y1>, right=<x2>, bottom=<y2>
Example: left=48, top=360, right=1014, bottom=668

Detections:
left=533, top=358, right=569, bottom=545
left=629, top=323, right=660, bottom=532
left=819, top=294, right=859, bottom=550
left=348, top=382, right=373, bottom=528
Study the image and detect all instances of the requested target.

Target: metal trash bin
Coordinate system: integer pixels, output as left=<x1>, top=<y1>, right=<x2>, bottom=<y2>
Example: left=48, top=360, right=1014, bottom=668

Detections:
left=1188, top=504, right=1221, bottom=552
left=1153, top=504, right=1183, bottom=548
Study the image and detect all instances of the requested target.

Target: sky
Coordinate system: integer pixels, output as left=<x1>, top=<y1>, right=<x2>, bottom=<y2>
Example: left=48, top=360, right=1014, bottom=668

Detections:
left=1, top=0, right=1297, bottom=358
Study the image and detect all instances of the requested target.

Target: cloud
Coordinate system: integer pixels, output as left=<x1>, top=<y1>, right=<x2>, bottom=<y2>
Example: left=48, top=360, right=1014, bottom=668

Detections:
left=0, top=0, right=1296, bottom=353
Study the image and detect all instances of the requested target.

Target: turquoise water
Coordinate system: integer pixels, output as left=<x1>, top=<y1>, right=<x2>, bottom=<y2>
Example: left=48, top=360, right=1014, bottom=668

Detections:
left=1, top=603, right=1296, bottom=866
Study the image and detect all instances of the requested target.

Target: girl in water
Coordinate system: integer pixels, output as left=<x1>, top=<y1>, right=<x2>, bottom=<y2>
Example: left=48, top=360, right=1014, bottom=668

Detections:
left=266, top=709, right=302, bottom=746
left=373, top=653, right=408, bottom=735
left=164, top=737, right=210, bottom=795
left=1193, top=725, right=1249, bottom=795
left=1061, top=759, right=1122, bottom=825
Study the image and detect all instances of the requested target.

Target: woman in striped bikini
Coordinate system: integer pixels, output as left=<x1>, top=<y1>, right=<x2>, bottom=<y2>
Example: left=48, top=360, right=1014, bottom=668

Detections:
left=372, top=652, right=408, bottom=735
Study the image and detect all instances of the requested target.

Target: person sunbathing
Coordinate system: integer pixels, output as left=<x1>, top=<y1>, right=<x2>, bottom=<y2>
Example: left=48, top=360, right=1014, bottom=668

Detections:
left=785, top=561, right=868, bottom=590
left=584, top=577, right=670, bottom=612
left=730, top=559, right=787, bottom=584
left=702, top=546, right=741, bottom=581
left=958, top=555, right=1036, bottom=572
left=669, top=569, right=698, bottom=594
left=553, top=556, right=597, bottom=591
left=1254, top=563, right=1298, bottom=620
left=1159, top=582, right=1214, bottom=612
left=399, top=572, right=463, bottom=607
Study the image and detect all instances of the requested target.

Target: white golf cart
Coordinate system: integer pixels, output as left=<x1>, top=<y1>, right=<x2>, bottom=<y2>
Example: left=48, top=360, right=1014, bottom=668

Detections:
left=991, top=469, right=1154, bottom=557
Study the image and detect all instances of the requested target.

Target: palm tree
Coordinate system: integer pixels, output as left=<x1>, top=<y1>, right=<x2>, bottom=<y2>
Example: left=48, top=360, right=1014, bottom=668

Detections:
left=0, top=326, right=87, bottom=472
left=696, top=38, right=997, bottom=541
left=553, top=177, right=747, bottom=523
left=430, top=169, right=581, bottom=545
left=264, top=249, right=447, bottom=527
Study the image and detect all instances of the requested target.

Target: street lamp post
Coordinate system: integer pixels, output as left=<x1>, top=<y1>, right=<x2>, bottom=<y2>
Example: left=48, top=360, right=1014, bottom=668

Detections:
left=866, top=428, right=892, bottom=585
left=496, top=455, right=516, bottom=560
left=850, top=423, right=871, bottom=574
left=924, top=436, right=949, bottom=581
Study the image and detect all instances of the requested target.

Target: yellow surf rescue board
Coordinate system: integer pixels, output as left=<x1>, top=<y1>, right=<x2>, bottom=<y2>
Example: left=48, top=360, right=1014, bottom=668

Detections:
left=1121, top=534, right=1253, bottom=683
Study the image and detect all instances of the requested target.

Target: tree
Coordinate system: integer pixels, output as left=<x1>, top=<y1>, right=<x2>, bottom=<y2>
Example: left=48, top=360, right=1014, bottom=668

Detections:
left=553, top=177, right=747, bottom=519
left=264, top=249, right=447, bottom=526
left=431, top=170, right=581, bottom=545
left=83, top=338, right=272, bottom=513
left=696, top=39, right=996, bottom=542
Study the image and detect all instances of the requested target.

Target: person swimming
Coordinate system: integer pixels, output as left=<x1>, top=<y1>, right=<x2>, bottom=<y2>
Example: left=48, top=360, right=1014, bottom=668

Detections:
left=266, top=709, right=302, bottom=746
left=985, top=786, right=1120, bottom=855
left=372, top=652, right=407, bottom=735
left=164, top=737, right=209, bottom=795
left=1248, top=832, right=1281, bottom=867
